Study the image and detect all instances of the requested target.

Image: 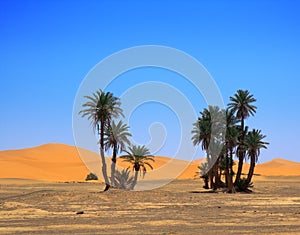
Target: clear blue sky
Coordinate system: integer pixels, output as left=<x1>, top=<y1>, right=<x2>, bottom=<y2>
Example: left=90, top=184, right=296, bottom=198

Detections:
left=1, top=0, right=299, bottom=163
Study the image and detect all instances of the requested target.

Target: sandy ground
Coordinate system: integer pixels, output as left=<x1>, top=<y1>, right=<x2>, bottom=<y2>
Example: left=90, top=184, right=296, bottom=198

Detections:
left=0, top=177, right=300, bottom=235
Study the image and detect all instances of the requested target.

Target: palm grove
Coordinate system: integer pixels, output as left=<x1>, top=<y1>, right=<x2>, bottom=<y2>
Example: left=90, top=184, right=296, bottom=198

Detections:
left=192, top=89, right=269, bottom=192
left=80, top=89, right=268, bottom=192
left=79, top=90, right=155, bottom=191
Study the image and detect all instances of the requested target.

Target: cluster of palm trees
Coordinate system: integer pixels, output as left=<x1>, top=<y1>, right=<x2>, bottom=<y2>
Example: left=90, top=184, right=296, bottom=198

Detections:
left=79, top=89, right=155, bottom=191
left=192, top=90, right=269, bottom=192
left=80, top=88, right=268, bottom=193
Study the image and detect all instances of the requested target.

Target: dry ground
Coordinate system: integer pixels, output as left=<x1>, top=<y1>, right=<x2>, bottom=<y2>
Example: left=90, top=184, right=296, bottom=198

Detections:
left=0, top=177, right=300, bottom=234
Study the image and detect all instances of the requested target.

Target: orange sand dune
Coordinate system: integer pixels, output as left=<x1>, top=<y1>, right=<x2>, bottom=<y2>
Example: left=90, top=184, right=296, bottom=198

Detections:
left=255, top=158, right=300, bottom=176
left=0, top=144, right=91, bottom=181
left=231, top=158, right=300, bottom=176
left=0, top=143, right=299, bottom=182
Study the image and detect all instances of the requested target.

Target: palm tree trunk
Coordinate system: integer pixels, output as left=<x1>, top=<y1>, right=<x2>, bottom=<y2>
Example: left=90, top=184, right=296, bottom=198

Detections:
left=214, top=158, right=221, bottom=189
left=228, top=147, right=235, bottom=193
left=224, top=150, right=230, bottom=188
left=229, top=148, right=234, bottom=178
left=234, top=155, right=244, bottom=185
left=110, top=143, right=117, bottom=187
left=100, top=120, right=110, bottom=191
left=246, top=155, right=256, bottom=186
left=208, top=168, right=214, bottom=189
left=100, top=147, right=110, bottom=191
left=131, top=170, right=139, bottom=190
left=203, top=176, right=209, bottom=189
left=206, top=150, right=215, bottom=189
left=212, top=163, right=218, bottom=190
left=234, top=116, right=245, bottom=185
left=224, top=167, right=228, bottom=187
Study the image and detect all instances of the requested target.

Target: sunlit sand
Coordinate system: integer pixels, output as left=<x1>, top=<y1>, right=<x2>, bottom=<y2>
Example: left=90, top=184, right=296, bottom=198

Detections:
left=0, top=143, right=299, bottom=182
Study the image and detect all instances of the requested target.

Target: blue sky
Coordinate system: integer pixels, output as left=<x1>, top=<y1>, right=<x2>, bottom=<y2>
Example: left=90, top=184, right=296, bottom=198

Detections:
left=1, top=0, right=299, bottom=163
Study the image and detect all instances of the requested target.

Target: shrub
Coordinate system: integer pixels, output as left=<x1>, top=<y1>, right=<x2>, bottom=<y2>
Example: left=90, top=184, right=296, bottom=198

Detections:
left=85, top=173, right=98, bottom=181
left=114, top=168, right=134, bottom=190
left=236, top=177, right=253, bottom=192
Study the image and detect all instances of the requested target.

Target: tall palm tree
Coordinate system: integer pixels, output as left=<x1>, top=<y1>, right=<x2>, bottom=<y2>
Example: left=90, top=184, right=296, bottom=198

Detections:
left=191, top=117, right=211, bottom=154
left=120, top=145, right=155, bottom=190
left=79, top=89, right=123, bottom=190
left=191, top=106, right=225, bottom=189
left=192, top=115, right=213, bottom=188
left=225, top=109, right=240, bottom=192
left=228, top=90, right=257, bottom=185
left=245, top=129, right=269, bottom=185
left=209, top=139, right=224, bottom=189
left=104, top=120, right=131, bottom=186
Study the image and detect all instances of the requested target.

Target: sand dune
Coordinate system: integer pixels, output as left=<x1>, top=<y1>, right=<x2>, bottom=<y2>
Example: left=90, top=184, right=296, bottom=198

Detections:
left=0, top=143, right=299, bottom=182
left=255, top=158, right=300, bottom=176
left=0, top=144, right=91, bottom=181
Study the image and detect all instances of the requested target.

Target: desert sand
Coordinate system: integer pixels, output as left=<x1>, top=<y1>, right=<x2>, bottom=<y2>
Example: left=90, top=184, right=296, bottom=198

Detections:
left=0, top=143, right=300, bottom=182
left=1, top=144, right=300, bottom=234
left=0, top=178, right=300, bottom=234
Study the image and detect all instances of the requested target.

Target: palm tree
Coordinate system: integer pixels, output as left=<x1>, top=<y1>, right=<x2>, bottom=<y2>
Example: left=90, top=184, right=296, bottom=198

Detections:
left=191, top=106, right=225, bottom=189
left=79, top=89, right=123, bottom=191
left=191, top=117, right=211, bottom=154
left=120, top=145, right=155, bottom=190
left=192, top=115, right=213, bottom=188
left=245, top=129, right=269, bottom=186
left=114, top=168, right=135, bottom=190
left=228, top=90, right=257, bottom=185
left=104, top=120, right=131, bottom=186
left=209, top=139, right=225, bottom=189
left=197, top=162, right=209, bottom=189
left=225, top=109, right=240, bottom=192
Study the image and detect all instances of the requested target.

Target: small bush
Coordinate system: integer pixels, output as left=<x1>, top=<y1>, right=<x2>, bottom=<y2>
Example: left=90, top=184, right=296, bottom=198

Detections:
left=85, top=173, right=98, bottom=181
left=114, top=168, right=134, bottom=190
left=236, top=177, right=253, bottom=192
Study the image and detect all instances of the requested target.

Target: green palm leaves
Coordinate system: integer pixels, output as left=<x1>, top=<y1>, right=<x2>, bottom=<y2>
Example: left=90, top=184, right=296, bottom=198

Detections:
left=79, top=89, right=125, bottom=190
left=120, top=145, right=154, bottom=173
left=245, top=129, right=269, bottom=184
left=120, top=145, right=155, bottom=189
left=228, top=89, right=257, bottom=121
left=79, top=89, right=123, bottom=134
left=79, top=89, right=154, bottom=190
left=104, top=120, right=132, bottom=186
left=192, top=89, right=269, bottom=192
left=104, top=120, right=131, bottom=153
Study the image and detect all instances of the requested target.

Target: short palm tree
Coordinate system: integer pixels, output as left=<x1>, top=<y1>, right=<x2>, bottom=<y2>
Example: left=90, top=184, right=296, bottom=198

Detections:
left=114, top=168, right=135, bottom=190
left=197, top=162, right=209, bottom=189
left=228, top=89, right=257, bottom=185
left=79, top=89, right=123, bottom=190
left=104, top=120, right=131, bottom=186
left=245, top=129, right=269, bottom=185
left=120, top=145, right=155, bottom=190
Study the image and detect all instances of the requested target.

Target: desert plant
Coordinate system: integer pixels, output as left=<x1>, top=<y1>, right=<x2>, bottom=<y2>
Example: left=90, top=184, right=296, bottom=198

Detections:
left=86, top=173, right=98, bottom=181
left=228, top=89, right=257, bottom=186
left=235, top=177, right=253, bottom=192
left=120, top=145, right=154, bottom=190
left=191, top=106, right=225, bottom=189
left=197, top=162, right=209, bottom=189
left=79, top=89, right=123, bottom=191
left=245, top=129, right=269, bottom=186
left=104, top=120, right=131, bottom=187
left=114, top=168, right=135, bottom=190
